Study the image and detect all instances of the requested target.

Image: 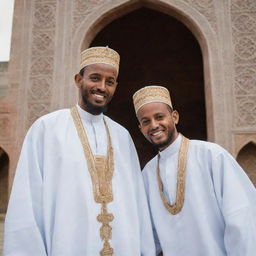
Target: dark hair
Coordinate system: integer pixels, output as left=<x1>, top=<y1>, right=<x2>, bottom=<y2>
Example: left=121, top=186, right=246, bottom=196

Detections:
left=166, top=104, right=174, bottom=114
left=79, top=67, right=86, bottom=77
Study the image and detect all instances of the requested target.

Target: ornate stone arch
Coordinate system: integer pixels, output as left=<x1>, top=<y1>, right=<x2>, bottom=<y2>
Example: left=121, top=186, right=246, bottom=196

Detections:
left=70, top=0, right=226, bottom=144
left=236, top=141, right=256, bottom=185
left=236, top=137, right=256, bottom=156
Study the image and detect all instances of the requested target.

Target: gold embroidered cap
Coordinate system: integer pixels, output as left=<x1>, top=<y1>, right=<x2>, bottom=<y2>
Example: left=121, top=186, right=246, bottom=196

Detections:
left=80, top=46, right=120, bottom=73
left=133, top=86, right=173, bottom=114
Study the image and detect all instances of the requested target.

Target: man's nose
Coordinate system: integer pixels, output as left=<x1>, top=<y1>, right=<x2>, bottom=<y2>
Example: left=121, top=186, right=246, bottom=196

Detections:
left=150, top=119, right=159, bottom=129
left=97, top=80, right=107, bottom=91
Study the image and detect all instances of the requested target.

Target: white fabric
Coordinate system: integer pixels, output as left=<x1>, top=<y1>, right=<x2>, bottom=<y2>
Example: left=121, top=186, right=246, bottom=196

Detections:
left=4, top=107, right=156, bottom=256
left=143, top=134, right=256, bottom=256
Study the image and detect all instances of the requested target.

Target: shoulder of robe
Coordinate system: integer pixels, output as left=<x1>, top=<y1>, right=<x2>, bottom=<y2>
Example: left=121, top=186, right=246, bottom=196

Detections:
left=29, top=109, right=70, bottom=129
left=189, top=139, right=227, bottom=156
left=142, top=155, right=158, bottom=175
left=103, top=115, right=130, bottom=136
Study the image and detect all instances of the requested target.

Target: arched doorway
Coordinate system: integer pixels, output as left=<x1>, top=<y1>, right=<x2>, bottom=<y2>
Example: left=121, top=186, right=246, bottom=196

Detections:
left=0, top=147, right=9, bottom=213
left=90, top=7, right=206, bottom=167
left=237, top=142, right=256, bottom=185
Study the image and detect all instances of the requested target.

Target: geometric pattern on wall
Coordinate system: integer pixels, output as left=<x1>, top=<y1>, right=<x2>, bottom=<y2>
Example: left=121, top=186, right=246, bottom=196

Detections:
left=27, top=0, right=57, bottom=128
left=231, top=0, right=256, bottom=128
left=72, top=0, right=106, bottom=35
left=181, top=0, right=217, bottom=32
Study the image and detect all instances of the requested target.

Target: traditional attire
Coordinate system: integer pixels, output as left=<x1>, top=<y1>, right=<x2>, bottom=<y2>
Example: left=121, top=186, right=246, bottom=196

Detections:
left=143, top=134, right=256, bottom=256
left=4, top=106, right=155, bottom=256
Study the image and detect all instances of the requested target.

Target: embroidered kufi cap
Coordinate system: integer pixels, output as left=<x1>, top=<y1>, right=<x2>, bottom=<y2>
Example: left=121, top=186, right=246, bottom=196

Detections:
left=133, top=86, right=173, bottom=114
left=80, top=46, right=120, bottom=73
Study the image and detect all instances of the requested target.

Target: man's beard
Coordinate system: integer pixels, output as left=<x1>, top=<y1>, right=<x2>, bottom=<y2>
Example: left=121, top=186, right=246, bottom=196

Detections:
left=151, top=128, right=176, bottom=151
left=82, top=93, right=108, bottom=115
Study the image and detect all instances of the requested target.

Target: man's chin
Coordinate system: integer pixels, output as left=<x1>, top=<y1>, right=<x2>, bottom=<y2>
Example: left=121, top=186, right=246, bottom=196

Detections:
left=152, top=139, right=171, bottom=151
left=88, top=103, right=108, bottom=115
left=82, top=95, right=108, bottom=114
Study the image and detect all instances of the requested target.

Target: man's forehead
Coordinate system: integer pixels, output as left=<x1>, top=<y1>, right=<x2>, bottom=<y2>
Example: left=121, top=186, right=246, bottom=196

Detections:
left=138, top=102, right=169, bottom=117
left=84, top=63, right=118, bottom=76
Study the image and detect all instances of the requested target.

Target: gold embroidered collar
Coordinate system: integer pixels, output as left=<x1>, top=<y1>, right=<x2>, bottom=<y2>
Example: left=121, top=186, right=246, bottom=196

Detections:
left=71, top=106, right=114, bottom=256
left=157, top=134, right=189, bottom=215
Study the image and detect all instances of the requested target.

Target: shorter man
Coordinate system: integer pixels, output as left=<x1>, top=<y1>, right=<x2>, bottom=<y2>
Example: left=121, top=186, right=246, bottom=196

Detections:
left=133, top=85, right=256, bottom=256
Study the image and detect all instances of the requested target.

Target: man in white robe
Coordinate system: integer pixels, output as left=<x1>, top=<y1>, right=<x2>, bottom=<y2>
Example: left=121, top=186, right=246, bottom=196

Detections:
left=4, top=47, right=155, bottom=256
left=133, top=85, right=256, bottom=256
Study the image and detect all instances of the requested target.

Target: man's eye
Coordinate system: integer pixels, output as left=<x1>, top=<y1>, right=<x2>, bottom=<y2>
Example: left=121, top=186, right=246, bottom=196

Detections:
left=142, top=120, right=149, bottom=125
left=90, top=76, right=99, bottom=81
left=156, top=115, right=163, bottom=120
left=106, top=80, right=115, bottom=86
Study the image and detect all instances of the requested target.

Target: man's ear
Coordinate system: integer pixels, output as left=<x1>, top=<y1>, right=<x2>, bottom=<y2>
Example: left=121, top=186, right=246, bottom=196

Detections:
left=138, top=123, right=142, bottom=132
left=172, top=110, right=179, bottom=125
left=74, top=74, right=82, bottom=88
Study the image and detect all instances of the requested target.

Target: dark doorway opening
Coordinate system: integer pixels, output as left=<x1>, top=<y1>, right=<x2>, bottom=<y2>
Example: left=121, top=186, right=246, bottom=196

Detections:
left=91, top=7, right=206, bottom=167
left=0, top=147, right=9, bottom=213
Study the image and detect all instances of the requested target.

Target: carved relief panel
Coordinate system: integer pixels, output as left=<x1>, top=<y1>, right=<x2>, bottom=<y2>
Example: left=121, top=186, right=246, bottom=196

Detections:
left=231, top=0, right=256, bottom=128
left=27, top=0, right=57, bottom=127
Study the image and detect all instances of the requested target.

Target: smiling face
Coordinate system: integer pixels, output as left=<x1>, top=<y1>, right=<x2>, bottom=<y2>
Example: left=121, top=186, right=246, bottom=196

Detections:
left=137, top=102, right=179, bottom=151
left=75, top=63, right=118, bottom=115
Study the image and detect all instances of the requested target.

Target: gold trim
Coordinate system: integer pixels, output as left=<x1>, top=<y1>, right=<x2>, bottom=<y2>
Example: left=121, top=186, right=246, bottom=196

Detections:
left=157, top=135, right=189, bottom=215
left=71, top=106, right=114, bottom=255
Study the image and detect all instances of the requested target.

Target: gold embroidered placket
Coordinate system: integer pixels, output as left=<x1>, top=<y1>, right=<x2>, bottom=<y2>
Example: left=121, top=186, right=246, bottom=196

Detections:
left=157, top=135, right=189, bottom=215
left=71, top=107, right=114, bottom=256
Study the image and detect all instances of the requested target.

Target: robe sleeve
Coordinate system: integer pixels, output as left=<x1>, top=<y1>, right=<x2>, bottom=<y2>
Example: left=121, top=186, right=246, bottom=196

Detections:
left=4, top=120, right=47, bottom=256
left=128, top=136, right=156, bottom=256
left=211, top=147, right=256, bottom=256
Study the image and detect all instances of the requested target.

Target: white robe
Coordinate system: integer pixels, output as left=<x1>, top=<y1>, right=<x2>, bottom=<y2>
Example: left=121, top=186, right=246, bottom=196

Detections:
left=4, top=106, right=156, bottom=256
left=142, top=134, right=256, bottom=256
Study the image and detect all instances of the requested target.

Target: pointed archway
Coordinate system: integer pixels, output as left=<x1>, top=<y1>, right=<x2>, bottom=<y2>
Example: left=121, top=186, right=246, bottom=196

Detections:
left=90, top=7, right=206, bottom=167
left=0, top=147, right=9, bottom=213
left=237, top=142, right=256, bottom=185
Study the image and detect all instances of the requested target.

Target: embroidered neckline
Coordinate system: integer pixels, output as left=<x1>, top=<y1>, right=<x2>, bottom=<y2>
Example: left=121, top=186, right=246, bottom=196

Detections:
left=156, top=135, right=189, bottom=215
left=71, top=106, right=114, bottom=256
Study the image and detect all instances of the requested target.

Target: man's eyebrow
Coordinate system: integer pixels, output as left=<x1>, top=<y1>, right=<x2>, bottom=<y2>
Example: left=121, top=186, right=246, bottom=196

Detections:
left=88, top=72, right=101, bottom=76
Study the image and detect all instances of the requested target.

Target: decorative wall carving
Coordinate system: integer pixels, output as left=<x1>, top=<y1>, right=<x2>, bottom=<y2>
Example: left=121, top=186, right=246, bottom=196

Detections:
left=231, top=0, right=256, bottom=128
left=27, top=1, right=57, bottom=127
left=72, top=0, right=106, bottom=35
left=34, top=3, right=56, bottom=29
left=29, top=77, right=51, bottom=101
left=235, top=66, right=256, bottom=95
left=236, top=96, right=256, bottom=126
left=181, top=0, right=217, bottom=32
left=32, top=31, right=54, bottom=56
left=231, top=0, right=256, bottom=12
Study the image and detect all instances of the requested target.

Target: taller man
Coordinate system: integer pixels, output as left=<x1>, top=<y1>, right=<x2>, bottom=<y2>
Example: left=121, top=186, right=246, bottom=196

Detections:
left=133, top=85, right=256, bottom=256
left=4, top=47, right=155, bottom=256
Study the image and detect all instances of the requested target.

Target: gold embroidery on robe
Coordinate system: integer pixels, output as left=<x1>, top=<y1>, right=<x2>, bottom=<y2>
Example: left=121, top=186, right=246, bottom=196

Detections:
left=71, top=107, right=114, bottom=255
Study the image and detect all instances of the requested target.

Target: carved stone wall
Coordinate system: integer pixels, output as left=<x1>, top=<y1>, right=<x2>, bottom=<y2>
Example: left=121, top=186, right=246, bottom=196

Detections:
left=27, top=0, right=57, bottom=128
left=72, top=0, right=107, bottom=35
left=181, top=0, right=217, bottom=32
left=231, top=0, right=256, bottom=128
